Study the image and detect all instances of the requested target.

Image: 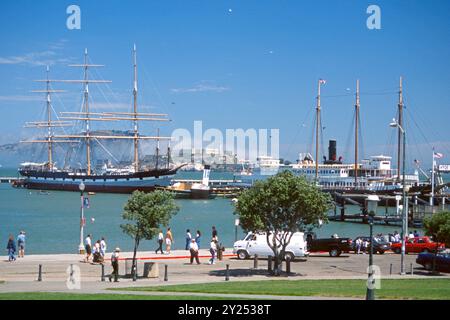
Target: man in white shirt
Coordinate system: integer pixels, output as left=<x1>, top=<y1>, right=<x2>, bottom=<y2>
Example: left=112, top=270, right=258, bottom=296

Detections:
left=84, top=234, right=92, bottom=262
left=185, top=229, right=192, bottom=250
left=189, top=239, right=200, bottom=264
left=109, top=248, right=120, bottom=282
left=155, top=230, right=164, bottom=254
left=100, top=237, right=107, bottom=257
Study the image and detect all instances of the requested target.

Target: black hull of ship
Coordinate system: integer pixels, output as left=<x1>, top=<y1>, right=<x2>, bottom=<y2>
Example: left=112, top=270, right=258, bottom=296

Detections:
left=16, top=167, right=180, bottom=194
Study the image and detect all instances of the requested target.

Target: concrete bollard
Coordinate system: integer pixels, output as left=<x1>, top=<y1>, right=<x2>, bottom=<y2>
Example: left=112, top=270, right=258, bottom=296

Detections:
left=101, top=264, right=105, bottom=282
left=286, top=256, right=291, bottom=275
left=164, top=264, right=168, bottom=281
left=37, top=264, right=42, bottom=282
left=225, top=264, right=230, bottom=281
left=390, top=263, right=393, bottom=275
left=410, top=263, right=414, bottom=275
left=253, top=254, right=258, bottom=269
left=268, top=256, right=272, bottom=272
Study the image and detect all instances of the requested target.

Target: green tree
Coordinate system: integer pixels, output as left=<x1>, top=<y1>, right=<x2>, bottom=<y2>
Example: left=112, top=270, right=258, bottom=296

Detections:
left=121, top=190, right=179, bottom=278
left=234, top=171, right=332, bottom=275
left=423, top=211, right=450, bottom=272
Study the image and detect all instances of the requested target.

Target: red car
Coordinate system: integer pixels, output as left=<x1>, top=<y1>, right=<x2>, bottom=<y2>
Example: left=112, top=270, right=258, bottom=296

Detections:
left=391, top=236, right=445, bottom=254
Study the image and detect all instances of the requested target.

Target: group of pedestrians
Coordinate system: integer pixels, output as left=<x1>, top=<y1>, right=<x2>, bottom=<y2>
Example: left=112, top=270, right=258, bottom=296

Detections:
left=155, top=228, right=176, bottom=254
left=6, top=231, right=26, bottom=262
left=354, top=238, right=370, bottom=254
left=84, top=234, right=107, bottom=264
left=189, top=226, right=222, bottom=265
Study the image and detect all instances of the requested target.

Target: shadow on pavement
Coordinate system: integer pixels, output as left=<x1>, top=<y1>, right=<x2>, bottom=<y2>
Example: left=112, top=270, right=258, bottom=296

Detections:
left=208, top=268, right=305, bottom=278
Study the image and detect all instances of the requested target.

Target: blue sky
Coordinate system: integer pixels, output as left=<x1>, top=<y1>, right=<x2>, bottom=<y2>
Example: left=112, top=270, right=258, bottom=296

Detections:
left=0, top=0, right=449, bottom=168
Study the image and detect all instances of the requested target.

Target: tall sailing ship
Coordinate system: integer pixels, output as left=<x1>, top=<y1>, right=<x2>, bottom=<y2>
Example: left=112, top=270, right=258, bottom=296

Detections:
left=239, top=78, right=421, bottom=193
left=15, top=46, right=182, bottom=193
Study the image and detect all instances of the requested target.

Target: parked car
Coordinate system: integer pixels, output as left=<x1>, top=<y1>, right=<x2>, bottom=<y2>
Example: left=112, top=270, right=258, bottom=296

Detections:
left=351, top=236, right=391, bottom=254
left=305, top=232, right=353, bottom=257
left=232, top=231, right=308, bottom=260
left=416, top=251, right=450, bottom=272
left=391, top=236, right=445, bottom=254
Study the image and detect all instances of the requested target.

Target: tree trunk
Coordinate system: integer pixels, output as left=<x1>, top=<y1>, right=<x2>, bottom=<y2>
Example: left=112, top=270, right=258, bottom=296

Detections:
left=131, top=236, right=140, bottom=278
left=432, top=241, right=439, bottom=274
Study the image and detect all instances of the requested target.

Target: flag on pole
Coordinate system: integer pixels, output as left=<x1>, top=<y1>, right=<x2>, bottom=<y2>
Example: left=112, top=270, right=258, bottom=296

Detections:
left=83, top=196, right=90, bottom=209
left=319, top=79, right=326, bottom=85
left=433, top=152, right=443, bottom=159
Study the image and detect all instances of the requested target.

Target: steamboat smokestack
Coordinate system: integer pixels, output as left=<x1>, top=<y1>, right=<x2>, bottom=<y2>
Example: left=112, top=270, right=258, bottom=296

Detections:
left=328, top=140, right=337, bottom=161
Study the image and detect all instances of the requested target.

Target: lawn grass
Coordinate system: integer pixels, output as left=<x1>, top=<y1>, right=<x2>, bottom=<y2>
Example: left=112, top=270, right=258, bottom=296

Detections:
left=0, top=292, right=238, bottom=300
left=116, top=278, right=450, bottom=300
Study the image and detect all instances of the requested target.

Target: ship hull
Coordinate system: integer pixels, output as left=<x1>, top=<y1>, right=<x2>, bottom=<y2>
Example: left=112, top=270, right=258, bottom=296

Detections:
left=17, top=168, right=179, bottom=194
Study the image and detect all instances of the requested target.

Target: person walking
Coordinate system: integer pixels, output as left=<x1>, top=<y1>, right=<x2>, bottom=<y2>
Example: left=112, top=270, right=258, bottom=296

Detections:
left=195, top=230, right=201, bottom=249
left=212, top=226, right=218, bottom=242
left=189, top=239, right=200, bottom=264
left=413, top=230, right=420, bottom=237
left=84, top=234, right=92, bottom=262
left=355, top=238, right=362, bottom=254
left=165, top=228, right=173, bottom=254
left=155, top=230, right=164, bottom=254
left=93, top=240, right=101, bottom=263
left=6, top=235, right=16, bottom=262
left=362, top=239, right=369, bottom=254
left=17, top=231, right=26, bottom=258
left=393, top=231, right=400, bottom=243
left=109, top=248, right=120, bottom=282
left=185, top=229, right=192, bottom=250
left=209, top=238, right=217, bottom=265
left=100, top=237, right=107, bottom=258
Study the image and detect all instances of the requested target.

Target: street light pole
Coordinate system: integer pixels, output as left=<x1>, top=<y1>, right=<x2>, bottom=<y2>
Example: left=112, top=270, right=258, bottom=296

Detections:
left=78, top=182, right=86, bottom=254
left=401, top=127, right=407, bottom=275
left=366, top=195, right=379, bottom=300
left=390, top=118, right=407, bottom=275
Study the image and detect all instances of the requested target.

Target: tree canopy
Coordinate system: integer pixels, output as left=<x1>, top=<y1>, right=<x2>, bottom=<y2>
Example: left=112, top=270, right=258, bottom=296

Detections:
left=121, top=190, right=179, bottom=242
left=423, top=211, right=450, bottom=247
left=121, top=190, right=179, bottom=277
left=235, top=171, right=331, bottom=233
left=234, top=171, right=332, bottom=274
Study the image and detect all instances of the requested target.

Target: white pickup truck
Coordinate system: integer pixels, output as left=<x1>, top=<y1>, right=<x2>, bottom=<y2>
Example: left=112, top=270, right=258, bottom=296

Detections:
left=233, top=231, right=309, bottom=260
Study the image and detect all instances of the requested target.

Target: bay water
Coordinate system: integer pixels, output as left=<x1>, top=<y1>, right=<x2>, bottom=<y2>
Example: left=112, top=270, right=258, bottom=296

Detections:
left=1, top=167, right=437, bottom=255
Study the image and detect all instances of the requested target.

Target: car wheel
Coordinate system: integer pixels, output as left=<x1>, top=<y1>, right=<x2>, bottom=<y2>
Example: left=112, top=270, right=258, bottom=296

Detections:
left=425, top=262, right=432, bottom=271
left=329, top=248, right=341, bottom=257
left=284, top=252, right=295, bottom=261
left=394, top=248, right=401, bottom=254
left=378, top=250, right=385, bottom=255
left=237, top=250, right=249, bottom=260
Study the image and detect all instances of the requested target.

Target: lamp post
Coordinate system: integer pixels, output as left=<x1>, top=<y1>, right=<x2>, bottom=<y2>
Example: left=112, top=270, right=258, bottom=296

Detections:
left=389, top=118, right=407, bottom=275
left=366, top=195, right=379, bottom=300
left=234, top=218, right=240, bottom=242
left=78, top=182, right=85, bottom=254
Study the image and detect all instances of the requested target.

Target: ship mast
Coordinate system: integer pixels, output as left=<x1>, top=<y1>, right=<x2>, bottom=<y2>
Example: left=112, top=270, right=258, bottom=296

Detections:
left=315, top=79, right=324, bottom=182
left=51, top=48, right=172, bottom=172
left=23, top=66, right=71, bottom=168
left=354, top=79, right=360, bottom=185
left=397, top=76, right=404, bottom=183
left=133, top=44, right=139, bottom=172
left=46, top=66, right=53, bottom=170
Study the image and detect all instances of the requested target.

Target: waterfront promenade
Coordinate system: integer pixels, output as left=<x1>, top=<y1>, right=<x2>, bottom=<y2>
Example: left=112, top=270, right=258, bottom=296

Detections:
left=1, top=248, right=447, bottom=299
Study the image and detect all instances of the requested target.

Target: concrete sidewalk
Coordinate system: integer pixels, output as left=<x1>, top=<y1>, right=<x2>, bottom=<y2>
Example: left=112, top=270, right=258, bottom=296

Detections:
left=0, top=249, right=448, bottom=299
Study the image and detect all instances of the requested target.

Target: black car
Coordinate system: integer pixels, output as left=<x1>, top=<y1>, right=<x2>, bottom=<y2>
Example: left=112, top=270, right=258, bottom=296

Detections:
left=416, top=251, right=450, bottom=272
left=305, top=232, right=353, bottom=257
left=352, top=236, right=391, bottom=254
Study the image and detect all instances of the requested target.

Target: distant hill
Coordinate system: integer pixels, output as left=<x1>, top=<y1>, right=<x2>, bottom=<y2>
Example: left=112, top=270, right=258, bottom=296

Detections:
left=0, top=130, right=161, bottom=168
